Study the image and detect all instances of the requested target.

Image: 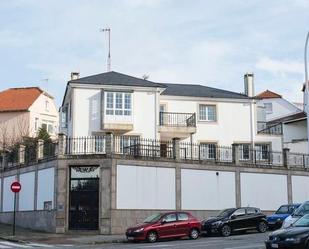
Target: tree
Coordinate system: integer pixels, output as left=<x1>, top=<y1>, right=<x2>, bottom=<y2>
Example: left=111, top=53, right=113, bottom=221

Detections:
left=37, top=127, right=51, bottom=142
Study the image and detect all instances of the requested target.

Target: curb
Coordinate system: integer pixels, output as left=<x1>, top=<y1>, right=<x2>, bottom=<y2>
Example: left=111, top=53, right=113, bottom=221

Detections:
left=0, top=236, right=27, bottom=244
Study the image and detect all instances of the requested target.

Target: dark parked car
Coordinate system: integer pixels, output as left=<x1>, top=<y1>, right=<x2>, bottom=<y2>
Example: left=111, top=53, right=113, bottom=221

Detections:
left=126, top=211, right=201, bottom=243
left=201, top=207, right=268, bottom=237
left=267, top=204, right=301, bottom=230
left=265, top=214, right=309, bottom=249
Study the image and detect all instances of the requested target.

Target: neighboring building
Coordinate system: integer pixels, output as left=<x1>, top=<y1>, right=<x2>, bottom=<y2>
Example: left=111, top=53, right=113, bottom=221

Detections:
left=256, top=90, right=301, bottom=122
left=60, top=71, right=282, bottom=153
left=269, top=112, right=307, bottom=154
left=0, top=87, right=59, bottom=146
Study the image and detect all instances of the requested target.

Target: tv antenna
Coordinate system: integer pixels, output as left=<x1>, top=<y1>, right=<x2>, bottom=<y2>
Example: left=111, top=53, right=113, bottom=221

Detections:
left=100, top=27, right=111, bottom=72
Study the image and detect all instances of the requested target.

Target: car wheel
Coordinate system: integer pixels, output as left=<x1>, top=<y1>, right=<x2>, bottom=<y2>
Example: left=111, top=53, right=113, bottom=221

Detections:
left=189, top=228, right=199, bottom=240
left=257, top=221, right=267, bottom=233
left=147, top=231, right=158, bottom=243
left=221, top=225, right=232, bottom=237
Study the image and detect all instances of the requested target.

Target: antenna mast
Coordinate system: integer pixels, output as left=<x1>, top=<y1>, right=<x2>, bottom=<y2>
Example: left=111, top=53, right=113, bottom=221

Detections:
left=100, top=28, right=111, bottom=72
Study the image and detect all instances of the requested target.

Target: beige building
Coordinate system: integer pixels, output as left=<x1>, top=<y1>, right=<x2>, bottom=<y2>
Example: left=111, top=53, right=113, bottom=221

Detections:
left=0, top=87, right=58, bottom=147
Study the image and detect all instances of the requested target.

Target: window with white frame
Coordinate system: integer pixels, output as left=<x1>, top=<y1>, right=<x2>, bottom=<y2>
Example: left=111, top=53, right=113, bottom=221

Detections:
left=264, top=103, right=273, bottom=114
left=105, top=92, right=132, bottom=116
left=255, top=144, right=270, bottom=160
left=45, top=100, right=49, bottom=112
left=200, top=143, right=217, bottom=159
left=238, top=144, right=250, bottom=160
left=199, top=104, right=216, bottom=121
left=42, top=120, right=55, bottom=134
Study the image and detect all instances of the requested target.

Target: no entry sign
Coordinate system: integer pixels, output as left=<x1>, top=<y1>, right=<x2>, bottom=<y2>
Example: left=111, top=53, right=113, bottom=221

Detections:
left=11, top=181, right=21, bottom=193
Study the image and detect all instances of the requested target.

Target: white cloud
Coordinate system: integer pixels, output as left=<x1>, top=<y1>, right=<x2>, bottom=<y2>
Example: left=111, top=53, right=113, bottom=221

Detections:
left=256, top=57, right=304, bottom=76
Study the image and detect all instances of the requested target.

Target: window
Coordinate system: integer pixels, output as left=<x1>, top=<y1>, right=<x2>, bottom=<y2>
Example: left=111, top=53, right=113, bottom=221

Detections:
left=238, top=144, right=250, bottom=160
left=42, top=120, right=55, bottom=134
left=200, top=143, right=217, bottom=159
left=124, top=93, right=132, bottom=115
left=247, top=208, right=259, bottom=214
left=264, top=103, right=273, bottom=114
left=45, top=100, right=49, bottom=112
left=233, top=208, right=246, bottom=216
left=163, top=213, right=177, bottom=223
left=105, top=92, right=132, bottom=116
left=199, top=105, right=216, bottom=121
left=61, top=106, right=68, bottom=128
left=106, top=92, right=114, bottom=115
left=255, top=144, right=270, bottom=160
left=35, top=118, right=39, bottom=131
left=178, top=213, right=189, bottom=221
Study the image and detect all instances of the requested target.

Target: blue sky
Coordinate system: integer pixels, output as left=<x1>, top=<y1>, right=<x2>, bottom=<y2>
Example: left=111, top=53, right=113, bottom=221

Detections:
left=0, top=0, right=308, bottom=106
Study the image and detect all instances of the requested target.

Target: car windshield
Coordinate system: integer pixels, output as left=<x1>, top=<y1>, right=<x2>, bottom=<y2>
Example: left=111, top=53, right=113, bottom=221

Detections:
left=276, top=205, right=289, bottom=214
left=143, top=213, right=162, bottom=223
left=293, top=214, right=309, bottom=227
left=217, top=209, right=235, bottom=217
left=293, top=203, right=309, bottom=217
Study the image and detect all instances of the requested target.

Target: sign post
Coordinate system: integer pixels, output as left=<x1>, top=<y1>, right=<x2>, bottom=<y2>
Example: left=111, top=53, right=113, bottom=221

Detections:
left=10, top=181, right=21, bottom=236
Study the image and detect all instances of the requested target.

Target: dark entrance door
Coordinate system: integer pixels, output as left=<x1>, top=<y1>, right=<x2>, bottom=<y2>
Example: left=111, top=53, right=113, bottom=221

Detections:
left=69, top=166, right=100, bottom=230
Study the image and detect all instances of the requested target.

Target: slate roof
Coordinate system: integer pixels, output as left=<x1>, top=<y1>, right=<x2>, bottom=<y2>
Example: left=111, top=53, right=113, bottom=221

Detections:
left=69, top=71, right=164, bottom=88
left=268, top=111, right=306, bottom=125
left=69, top=71, right=249, bottom=99
left=256, top=90, right=282, bottom=99
left=160, top=83, right=249, bottom=99
left=0, top=87, right=43, bottom=112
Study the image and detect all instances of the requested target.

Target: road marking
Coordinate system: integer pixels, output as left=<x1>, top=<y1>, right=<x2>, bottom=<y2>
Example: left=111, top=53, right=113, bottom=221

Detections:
left=28, top=243, right=55, bottom=247
left=0, top=241, right=32, bottom=248
left=137, top=244, right=174, bottom=248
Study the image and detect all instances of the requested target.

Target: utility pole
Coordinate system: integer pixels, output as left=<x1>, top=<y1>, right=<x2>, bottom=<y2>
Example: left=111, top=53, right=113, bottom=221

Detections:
left=305, top=31, right=309, bottom=153
left=100, top=28, right=111, bottom=72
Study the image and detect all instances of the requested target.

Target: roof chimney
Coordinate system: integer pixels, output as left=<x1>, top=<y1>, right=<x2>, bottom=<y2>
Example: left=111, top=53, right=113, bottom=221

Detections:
left=244, top=73, right=254, bottom=97
left=71, top=72, right=80, bottom=81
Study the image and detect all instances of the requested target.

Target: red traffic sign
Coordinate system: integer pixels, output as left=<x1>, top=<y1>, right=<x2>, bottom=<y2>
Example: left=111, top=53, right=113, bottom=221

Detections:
left=11, top=181, right=21, bottom=193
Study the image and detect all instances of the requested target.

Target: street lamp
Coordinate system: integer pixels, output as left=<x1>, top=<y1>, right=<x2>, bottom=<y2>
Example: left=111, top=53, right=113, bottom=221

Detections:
left=305, top=31, right=309, bottom=153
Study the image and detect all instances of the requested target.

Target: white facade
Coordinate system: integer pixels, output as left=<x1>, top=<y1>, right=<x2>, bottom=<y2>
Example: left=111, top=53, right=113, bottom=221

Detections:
left=29, top=92, right=59, bottom=139
left=60, top=72, right=282, bottom=151
left=257, top=97, right=301, bottom=122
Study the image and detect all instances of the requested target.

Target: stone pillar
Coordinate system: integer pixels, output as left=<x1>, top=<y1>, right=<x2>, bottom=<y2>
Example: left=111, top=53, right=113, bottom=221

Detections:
left=55, top=160, right=68, bottom=234
left=0, top=152, right=6, bottom=170
left=172, top=138, right=180, bottom=160
left=37, top=139, right=44, bottom=160
left=105, top=133, right=113, bottom=156
left=235, top=168, right=241, bottom=208
left=175, top=164, right=181, bottom=210
left=100, top=164, right=112, bottom=234
left=283, top=148, right=290, bottom=169
left=18, top=145, right=25, bottom=165
left=58, top=133, right=67, bottom=156
left=232, top=144, right=240, bottom=165
left=287, top=172, right=293, bottom=204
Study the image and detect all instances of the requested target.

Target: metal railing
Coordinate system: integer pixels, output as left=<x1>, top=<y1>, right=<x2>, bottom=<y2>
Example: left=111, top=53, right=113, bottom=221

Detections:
left=66, top=136, right=106, bottom=155
left=258, top=123, right=282, bottom=135
left=159, top=112, right=196, bottom=127
left=287, top=152, right=309, bottom=168
left=179, top=142, right=233, bottom=162
left=114, top=136, right=174, bottom=159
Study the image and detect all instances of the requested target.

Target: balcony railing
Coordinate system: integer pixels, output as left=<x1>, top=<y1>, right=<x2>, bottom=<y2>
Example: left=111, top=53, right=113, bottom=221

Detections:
left=258, top=122, right=282, bottom=135
left=159, top=112, right=196, bottom=127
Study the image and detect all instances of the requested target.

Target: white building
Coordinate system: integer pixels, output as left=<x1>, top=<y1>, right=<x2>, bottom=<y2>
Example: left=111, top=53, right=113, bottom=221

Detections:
left=0, top=87, right=59, bottom=146
left=256, top=90, right=301, bottom=122
left=60, top=71, right=282, bottom=154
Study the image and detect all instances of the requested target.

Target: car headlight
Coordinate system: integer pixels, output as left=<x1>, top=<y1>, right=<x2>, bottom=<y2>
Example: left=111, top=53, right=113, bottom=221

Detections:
left=134, top=228, right=144, bottom=233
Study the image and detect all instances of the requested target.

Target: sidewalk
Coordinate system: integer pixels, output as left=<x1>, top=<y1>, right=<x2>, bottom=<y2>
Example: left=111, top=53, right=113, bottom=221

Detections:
left=0, top=223, right=127, bottom=245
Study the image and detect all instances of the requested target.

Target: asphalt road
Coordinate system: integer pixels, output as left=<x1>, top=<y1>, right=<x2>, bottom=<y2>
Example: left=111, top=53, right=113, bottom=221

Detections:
left=76, top=232, right=269, bottom=249
left=0, top=232, right=270, bottom=249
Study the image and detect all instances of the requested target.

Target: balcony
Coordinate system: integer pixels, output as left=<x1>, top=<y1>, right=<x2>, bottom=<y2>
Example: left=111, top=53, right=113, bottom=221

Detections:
left=158, top=112, right=196, bottom=140
left=257, top=122, right=282, bottom=135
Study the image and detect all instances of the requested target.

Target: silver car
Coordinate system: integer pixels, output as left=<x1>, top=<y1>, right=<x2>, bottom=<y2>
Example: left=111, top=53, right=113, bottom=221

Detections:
left=282, top=201, right=309, bottom=228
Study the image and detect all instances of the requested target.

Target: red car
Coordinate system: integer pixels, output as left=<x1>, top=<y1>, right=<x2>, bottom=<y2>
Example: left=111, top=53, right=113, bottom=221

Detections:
left=126, top=211, right=201, bottom=243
